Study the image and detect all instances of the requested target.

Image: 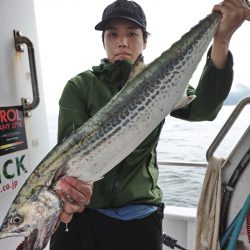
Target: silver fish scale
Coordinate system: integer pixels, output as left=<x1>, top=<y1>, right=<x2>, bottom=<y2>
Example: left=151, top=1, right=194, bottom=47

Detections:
left=8, top=12, right=220, bottom=203
left=61, top=12, right=220, bottom=181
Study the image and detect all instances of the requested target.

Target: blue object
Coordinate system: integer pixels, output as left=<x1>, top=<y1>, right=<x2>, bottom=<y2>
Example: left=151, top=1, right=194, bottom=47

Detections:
left=95, top=204, right=158, bottom=220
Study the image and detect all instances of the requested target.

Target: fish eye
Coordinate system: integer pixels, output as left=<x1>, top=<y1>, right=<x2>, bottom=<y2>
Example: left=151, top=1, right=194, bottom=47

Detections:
left=11, top=214, right=24, bottom=225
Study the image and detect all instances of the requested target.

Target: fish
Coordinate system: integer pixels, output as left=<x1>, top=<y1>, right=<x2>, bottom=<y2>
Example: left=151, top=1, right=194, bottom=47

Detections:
left=0, top=11, right=221, bottom=250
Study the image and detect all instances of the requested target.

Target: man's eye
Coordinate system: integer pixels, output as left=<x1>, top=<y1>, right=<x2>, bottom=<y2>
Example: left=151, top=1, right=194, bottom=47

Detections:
left=108, top=33, right=116, bottom=37
left=128, top=32, right=137, bottom=37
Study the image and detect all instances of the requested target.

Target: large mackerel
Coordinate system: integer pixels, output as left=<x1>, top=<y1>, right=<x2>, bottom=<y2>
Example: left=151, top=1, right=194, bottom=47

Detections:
left=0, top=11, right=220, bottom=250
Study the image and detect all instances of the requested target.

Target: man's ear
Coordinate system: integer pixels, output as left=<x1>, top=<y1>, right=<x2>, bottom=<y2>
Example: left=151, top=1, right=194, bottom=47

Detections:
left=102, top=31, right=106, bottom=48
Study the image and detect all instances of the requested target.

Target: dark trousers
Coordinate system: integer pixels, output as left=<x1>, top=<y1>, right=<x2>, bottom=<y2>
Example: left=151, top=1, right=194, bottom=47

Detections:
left=50, top=207, right=164, bottom=250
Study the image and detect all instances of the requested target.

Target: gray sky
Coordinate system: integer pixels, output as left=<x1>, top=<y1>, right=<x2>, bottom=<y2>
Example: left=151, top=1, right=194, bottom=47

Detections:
left=34, top=0, right=250, bottom=113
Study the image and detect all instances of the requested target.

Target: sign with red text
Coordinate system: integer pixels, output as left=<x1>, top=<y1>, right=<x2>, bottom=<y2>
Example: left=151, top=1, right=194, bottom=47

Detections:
left=0, top=106, right=28, bottom=156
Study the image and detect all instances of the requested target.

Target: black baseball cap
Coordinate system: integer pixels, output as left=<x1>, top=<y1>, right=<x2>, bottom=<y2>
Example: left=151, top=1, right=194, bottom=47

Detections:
left=95, top=0, right=149, bottom=33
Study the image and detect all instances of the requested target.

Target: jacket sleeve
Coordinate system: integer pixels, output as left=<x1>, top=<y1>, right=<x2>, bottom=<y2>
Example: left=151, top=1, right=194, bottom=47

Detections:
left=171, top=47, right=234, bottom=121
left=57, top=75, right=90, bottom=143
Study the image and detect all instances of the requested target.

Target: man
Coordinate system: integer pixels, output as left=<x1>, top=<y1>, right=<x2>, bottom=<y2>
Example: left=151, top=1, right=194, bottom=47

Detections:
left=50, top=0, right=250, bottom=249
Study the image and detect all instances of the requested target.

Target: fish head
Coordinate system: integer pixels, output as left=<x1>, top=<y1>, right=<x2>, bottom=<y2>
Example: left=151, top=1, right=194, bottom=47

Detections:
left=0, top=203, right=33, bottom=238
left=0, top=188, right=63, bottom=249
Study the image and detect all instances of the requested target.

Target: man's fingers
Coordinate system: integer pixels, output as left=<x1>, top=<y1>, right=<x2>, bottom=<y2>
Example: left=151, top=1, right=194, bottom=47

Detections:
left=63, top=197, right=82, bottom=214
left=55, top=177, right=92, bottom=207
left=59, top=211, right=73, bottom=224
left=63, top=176, right=93, bottom=205
left=53, top=176, right=93, bottom=224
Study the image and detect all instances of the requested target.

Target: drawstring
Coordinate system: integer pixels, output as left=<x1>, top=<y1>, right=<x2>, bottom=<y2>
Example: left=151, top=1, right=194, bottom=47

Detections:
left=65, top=223, right=69, bottom=232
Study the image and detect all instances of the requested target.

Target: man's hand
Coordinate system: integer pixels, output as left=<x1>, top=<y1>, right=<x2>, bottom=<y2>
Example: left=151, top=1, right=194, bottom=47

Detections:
left=54, top=176, right=93, bottom=223
left=211, top=0, right=250, bottom=68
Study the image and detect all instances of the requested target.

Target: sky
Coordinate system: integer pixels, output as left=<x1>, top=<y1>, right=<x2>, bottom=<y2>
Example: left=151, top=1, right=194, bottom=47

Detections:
left=34, top=0, right=250, bottom=114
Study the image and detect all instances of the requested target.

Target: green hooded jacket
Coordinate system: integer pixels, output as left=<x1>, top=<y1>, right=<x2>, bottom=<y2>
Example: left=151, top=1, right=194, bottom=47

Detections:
left=58, top=50, right=233, bottom=208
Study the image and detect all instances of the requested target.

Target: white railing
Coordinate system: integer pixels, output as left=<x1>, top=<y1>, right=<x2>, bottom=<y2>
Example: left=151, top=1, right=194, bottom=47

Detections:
left=158, top=161, right=207, bottom=168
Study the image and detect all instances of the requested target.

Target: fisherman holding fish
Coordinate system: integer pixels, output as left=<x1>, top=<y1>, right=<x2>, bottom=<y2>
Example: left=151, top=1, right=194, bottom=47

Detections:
left=49, top=0, right=250, bottom=249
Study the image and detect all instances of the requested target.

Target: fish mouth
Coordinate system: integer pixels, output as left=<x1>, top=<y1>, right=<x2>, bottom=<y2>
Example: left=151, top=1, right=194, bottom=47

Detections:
left=0, top=222, right=30, bottom=239
left=16, top=229, right=38, bottom=250
left=16, top=229, right=42, bottom=250
left=16, top=239, right=25, bottom=250
left=15, top=212, right=61, bottom=250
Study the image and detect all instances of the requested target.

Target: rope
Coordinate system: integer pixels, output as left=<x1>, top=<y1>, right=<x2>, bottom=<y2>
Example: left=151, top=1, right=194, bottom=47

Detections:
left=220, top=147, right=250, bottom=238
left=220, top=194, right=250, bottom=250
left=247, top=210, right=250, bottom=242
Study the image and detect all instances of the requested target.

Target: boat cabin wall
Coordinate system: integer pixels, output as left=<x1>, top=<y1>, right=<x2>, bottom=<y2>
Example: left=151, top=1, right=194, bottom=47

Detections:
left=0, top=0, right=50, bottom=248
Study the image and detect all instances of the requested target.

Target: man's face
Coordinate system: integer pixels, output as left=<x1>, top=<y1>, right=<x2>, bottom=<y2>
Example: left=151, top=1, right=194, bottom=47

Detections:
left=103, top=19, right=147, bottom=63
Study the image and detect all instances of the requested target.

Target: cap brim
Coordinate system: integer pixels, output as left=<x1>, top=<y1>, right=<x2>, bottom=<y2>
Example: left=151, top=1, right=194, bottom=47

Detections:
left=95, top=16, right=147, bottom=33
